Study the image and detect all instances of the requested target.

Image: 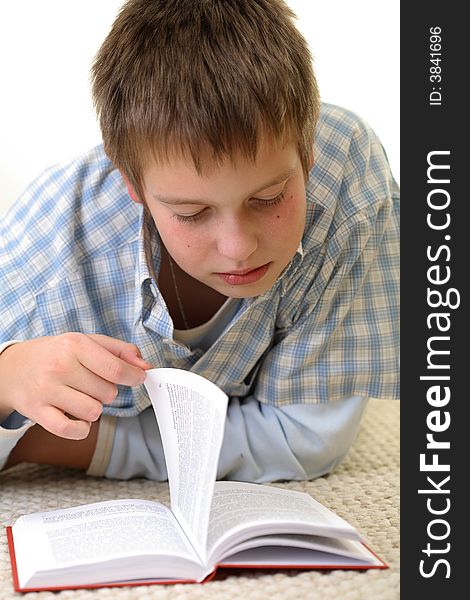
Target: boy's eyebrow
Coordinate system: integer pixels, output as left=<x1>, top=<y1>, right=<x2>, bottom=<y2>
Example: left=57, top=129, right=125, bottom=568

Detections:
left=153, top=169, right=295, bottom=205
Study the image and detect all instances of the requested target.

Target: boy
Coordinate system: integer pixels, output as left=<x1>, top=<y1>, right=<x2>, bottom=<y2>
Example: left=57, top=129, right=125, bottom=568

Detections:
left=0, top=0, right=399, bottom=482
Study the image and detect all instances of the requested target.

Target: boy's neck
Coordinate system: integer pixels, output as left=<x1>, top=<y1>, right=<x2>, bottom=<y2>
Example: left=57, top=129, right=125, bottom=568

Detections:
left=158, top=247, right=227, bottom=330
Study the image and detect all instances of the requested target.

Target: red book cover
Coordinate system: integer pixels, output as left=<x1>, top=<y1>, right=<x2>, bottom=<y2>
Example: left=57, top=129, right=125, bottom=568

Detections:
left=6, top=525, right=387, bottom=593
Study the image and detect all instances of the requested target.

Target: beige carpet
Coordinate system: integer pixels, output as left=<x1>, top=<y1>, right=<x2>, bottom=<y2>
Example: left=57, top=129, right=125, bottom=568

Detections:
left=0, top=399, right=399, bottom=599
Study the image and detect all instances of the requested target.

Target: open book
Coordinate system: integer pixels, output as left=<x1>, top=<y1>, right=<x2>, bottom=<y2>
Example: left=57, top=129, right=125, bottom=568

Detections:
left=7, top=368, right=386, bottom=591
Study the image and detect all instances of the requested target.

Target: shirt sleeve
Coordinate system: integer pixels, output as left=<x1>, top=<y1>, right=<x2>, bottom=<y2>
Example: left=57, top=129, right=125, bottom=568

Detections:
left=102, top=396, right=368, bottom=482
left=0, top=412, right=35, bottom=470
left=217, top=395, right=368, bottom=482
left=0, top=340, right=21, bottom=355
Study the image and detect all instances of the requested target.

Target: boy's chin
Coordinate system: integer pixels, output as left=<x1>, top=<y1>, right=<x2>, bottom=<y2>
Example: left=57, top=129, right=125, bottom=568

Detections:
left=213, top=278, right=276, bottom=299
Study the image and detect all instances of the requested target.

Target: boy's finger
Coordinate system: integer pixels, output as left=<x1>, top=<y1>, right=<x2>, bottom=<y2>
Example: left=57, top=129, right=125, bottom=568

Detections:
left=88, top=334, right=152, bottom=368
left=52, top=387, right=104, bottom=422
left=77, top=336, right=147, bottom=386
left=38, top=405, right=92, bottom=440
left=67, top=366, right=118, bottom=405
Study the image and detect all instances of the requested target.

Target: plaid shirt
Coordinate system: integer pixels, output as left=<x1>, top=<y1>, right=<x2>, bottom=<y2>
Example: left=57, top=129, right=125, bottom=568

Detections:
left=0, top=104, right=399, bottom=417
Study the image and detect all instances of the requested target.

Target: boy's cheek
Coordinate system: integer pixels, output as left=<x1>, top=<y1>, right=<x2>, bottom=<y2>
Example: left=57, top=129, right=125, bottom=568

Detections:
left=160, top=228, right=210, bottom=267
left=270, top=195, right=306, bottom=237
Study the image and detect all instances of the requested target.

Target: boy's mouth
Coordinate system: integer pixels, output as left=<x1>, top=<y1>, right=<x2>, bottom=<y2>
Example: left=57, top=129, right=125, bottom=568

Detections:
left=215, top=263, right=271, bottom=286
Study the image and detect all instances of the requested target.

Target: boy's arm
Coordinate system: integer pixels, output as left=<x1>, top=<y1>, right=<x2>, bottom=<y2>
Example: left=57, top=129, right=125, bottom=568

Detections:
left=0, top=337, right=117, bottom=473
left=215, top=168, right=398, bottom=482
left=217, top=395, right=368, bottom=482
left=1, top=419, right=99, bottom=472
left=0, top=334, right=150, bottom=473
left=93, top=397, right=367, bottom=483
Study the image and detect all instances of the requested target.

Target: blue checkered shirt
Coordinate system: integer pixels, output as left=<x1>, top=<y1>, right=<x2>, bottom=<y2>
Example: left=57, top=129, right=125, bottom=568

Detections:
left=0, top=104, right=399, bottom=417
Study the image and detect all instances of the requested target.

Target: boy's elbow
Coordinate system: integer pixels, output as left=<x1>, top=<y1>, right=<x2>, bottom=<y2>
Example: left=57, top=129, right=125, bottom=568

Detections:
left=278, top=396, right=369, bottom=480
left=299, top=442, right=352, bottom=481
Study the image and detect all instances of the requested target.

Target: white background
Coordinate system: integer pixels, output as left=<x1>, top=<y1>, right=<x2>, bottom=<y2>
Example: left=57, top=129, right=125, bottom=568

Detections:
left=0, top=0, right=399, bottom=216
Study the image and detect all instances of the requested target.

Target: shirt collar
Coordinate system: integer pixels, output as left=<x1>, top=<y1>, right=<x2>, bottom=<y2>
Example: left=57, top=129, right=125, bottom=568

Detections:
left=134, top=208, right=161, bottom=320
left=136, top=213, right=149, bottom=281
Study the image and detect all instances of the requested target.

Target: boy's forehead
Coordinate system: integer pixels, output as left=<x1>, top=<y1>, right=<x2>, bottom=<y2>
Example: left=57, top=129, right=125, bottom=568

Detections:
left=143, top=141, right=299, bottom=198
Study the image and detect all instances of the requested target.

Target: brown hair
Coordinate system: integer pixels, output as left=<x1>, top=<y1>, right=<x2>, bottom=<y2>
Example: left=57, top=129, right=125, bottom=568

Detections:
left=91, top=0, right=320, bottom=201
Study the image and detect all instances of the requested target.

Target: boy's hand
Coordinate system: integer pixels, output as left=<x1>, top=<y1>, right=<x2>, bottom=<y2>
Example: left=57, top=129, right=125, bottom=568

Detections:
left=0, top=333, right=151, bottom=439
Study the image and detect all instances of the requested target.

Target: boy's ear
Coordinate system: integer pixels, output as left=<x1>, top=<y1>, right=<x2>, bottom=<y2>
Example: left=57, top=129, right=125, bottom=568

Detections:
left=120, top=172, right=141, bottom=204
left=307, top=145, right=315, bottom=171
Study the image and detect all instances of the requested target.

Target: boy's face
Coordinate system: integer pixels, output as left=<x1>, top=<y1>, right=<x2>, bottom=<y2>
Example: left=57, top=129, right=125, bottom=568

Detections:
left=138, top=141, right=309, bottom=298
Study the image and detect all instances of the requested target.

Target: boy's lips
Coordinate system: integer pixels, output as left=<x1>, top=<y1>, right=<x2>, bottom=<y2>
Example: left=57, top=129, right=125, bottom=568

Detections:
left=216, top=263, right=271, bottom=285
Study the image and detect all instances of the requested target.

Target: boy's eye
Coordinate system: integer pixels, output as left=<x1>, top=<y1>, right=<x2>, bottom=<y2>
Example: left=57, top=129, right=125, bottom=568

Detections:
left=254, top=191, right=285, bottom=206
left=172, top=191, right=285, bottom=224
left=173, top=209, right=208, bottom=223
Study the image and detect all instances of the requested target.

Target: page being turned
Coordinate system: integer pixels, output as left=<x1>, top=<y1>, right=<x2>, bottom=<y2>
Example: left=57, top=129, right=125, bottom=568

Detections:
left=145, top=368, right=228, bottom=558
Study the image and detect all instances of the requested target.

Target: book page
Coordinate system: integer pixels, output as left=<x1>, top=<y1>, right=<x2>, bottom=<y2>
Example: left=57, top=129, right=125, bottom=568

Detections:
left=12, top=499, right=199, bottom=588
left=145, top=368, right=228, bottom=558
left=206, top=481, right=361, bottom=563
left=218, top=533, right=383, bottom=565
left=218, top=543, right=384, bottom=568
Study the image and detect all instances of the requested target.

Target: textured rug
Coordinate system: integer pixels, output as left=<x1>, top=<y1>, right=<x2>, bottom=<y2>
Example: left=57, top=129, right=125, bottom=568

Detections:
left=0, top=398, right=399, bottom=599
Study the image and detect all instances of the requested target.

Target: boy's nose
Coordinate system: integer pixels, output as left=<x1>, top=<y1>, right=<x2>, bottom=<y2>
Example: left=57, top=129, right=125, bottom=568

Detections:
left=216, top=218, right=258, bottom=263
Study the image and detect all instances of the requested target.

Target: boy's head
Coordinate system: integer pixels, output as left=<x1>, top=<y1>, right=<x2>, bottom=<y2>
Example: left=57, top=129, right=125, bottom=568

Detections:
left=91, top=0, right=320, bottom=202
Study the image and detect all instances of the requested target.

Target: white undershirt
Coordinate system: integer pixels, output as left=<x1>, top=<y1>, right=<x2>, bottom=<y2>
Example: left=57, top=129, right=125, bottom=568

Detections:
left=172, top=297, right=242, bottom=351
